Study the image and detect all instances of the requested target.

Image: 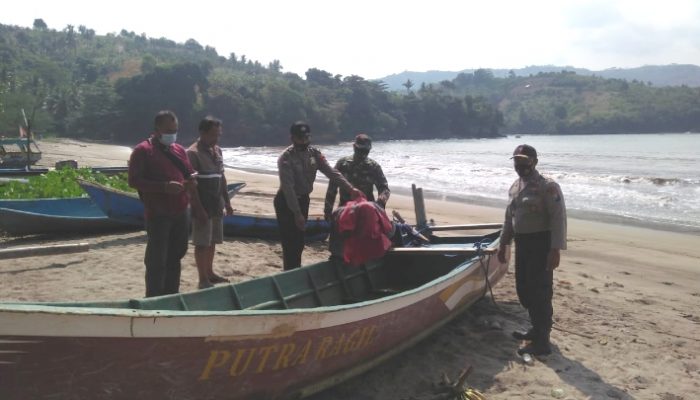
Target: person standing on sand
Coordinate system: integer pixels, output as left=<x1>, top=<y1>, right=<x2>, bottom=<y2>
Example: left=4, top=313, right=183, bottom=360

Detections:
left=128, top=110, right=206, bottom=297
left=323, top=133, right=391, bottom=260
left=186, top=116, right=234, bottom=289
left=497, top=144, right=567, bottom=356
left=275, top=121, right=361, bottom=270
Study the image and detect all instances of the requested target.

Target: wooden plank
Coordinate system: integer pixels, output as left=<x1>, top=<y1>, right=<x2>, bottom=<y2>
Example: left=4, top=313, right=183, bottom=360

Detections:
left=412, top=184, right=427, bottom=229
left=388, top=247, right=497, bottom=255
left=0, top=242, right=89, bottom=260
left=428, top=223, right=502, bottom=231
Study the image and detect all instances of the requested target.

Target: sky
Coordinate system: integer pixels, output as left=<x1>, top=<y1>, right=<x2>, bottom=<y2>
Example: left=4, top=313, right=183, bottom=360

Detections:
left=3, top=0, right=700, bottom=79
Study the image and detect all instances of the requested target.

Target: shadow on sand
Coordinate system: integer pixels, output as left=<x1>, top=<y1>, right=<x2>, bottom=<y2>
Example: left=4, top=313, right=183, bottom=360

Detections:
left=307, top=297, right=634, bottom=400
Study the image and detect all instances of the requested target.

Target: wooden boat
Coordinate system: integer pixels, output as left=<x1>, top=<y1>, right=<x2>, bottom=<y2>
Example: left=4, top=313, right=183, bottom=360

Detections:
left=0, top=166, right=129, bottom=177
left=0, top=183, right=247, bottom=236
left=0, top=226, right=508, bottom=399
left=79, top=180, right=331, bottom=242
left=0, top=198, right=139, bottom=235
left=0, top=138, right=41, bottom=168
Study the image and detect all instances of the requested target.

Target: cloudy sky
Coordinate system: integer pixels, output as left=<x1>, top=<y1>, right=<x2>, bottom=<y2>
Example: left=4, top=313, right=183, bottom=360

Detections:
left=3, top=0, right=700, bottom=79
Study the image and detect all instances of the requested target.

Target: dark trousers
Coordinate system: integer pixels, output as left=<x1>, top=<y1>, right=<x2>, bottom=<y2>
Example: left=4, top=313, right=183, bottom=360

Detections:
left=274, top=191, right=310, bottom=270
left=514, top=231, right=553, bottom=344
left=144, top=212, right=189, bottom=297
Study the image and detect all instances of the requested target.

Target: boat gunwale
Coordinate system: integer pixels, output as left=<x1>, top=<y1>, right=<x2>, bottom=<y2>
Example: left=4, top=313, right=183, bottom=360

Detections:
left=0, top=238, right=501, bottom=319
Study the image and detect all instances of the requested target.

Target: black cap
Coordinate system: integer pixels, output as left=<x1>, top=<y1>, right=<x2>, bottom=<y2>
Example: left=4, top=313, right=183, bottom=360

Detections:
left=511, top=144, right=537, bottom=160
left=290, top=121, right=311, bottom=136
left=353, top=133, right=372, bottom=150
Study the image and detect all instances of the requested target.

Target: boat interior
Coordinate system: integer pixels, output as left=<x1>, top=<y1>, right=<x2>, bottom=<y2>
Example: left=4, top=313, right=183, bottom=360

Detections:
left=48, top=231, right=500, bottom=312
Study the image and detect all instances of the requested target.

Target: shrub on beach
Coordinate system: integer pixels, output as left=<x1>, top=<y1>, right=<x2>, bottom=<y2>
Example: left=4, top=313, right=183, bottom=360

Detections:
left=0, top=168, right=134, bottom=199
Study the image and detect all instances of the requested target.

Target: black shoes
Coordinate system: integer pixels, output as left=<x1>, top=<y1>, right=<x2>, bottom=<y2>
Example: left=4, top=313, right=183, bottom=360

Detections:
left=512, top=329, right=535, bottom=341
left=517, top=342, right=552, bottom=356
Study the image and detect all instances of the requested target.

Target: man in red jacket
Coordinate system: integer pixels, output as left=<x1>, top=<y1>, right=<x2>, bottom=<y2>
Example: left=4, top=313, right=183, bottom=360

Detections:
left=128, top=110, right=205, bottom=297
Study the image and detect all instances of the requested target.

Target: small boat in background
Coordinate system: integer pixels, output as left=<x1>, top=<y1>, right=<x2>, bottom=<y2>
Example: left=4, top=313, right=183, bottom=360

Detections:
left=0, top=138, right=41, bottom=168
left=78, top=180, right=330, bottom=242
left=0, top=197, right=140, bottom=235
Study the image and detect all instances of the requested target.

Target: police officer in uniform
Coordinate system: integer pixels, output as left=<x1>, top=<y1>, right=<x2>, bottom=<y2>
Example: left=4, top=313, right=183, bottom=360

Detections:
left=275, top=121, right=360, bottom=270
left=497, top=144, right=567, bottom=356
left=324, top=133, right=391, bottom=259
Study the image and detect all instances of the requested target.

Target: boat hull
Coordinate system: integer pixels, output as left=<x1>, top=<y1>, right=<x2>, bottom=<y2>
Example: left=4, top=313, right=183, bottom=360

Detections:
left=0, top=249, right=508, bottom=399
left=79, top=181, right=330, bottom=242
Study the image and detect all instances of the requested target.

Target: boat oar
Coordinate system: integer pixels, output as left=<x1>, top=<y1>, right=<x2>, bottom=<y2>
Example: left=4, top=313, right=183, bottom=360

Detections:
left=0, top=242, right=90, bottom=260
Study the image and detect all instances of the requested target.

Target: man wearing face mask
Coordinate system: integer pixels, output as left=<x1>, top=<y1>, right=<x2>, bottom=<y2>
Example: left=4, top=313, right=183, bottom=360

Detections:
left=128, top=110, right=204, bottom=297
left=497, top=144, right=567, bottom=356
left=275, top=121, right=361, bottom=270
left=324, top=133, right=391, bottom=259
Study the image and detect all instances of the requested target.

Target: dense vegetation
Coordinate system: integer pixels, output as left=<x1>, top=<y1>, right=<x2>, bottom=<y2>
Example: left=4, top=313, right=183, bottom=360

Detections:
left=0, top=21, right=502, bottom=146
left=2, top=21, right=699, bottom=144
left=0, top=167, right=132, bottom=199
left=432, top=69, right=700, bottom=134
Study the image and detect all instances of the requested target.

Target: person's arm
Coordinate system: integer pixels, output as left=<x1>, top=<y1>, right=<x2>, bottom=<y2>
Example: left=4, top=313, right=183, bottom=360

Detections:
left=545, top=181, right=567, bottom=250
left=497, top=186, right=515, bottom=263
left=323, top=160, right=341, bottom=220
left=374, top=164, right=390, bottom=207
left=221, top=175, right=233, bottom=216
left=314, top=150, right=355, bottom=195
left=278, top=153, right=302, bottom=218
left=545, top=181, right=567, bottom=270
left=182, top=148, right=207, bottom=220
left=128, top=145, right=181, bottom=193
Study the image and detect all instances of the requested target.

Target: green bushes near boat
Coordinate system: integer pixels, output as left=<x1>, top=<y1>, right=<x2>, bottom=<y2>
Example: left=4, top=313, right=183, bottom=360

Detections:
left=0, top=168, right=134, bottom=199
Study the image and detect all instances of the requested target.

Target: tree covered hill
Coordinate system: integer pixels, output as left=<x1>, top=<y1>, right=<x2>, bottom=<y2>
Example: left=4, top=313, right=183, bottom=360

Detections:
left=0, top=21, right=502, bottom=146
left=379, top=64, right=700, bottom=92
left=428, top=69, right=700, bottom=134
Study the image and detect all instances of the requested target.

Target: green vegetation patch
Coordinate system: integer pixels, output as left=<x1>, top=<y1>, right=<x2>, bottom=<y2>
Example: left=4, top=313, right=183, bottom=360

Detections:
left=0, top=167, right=134, bottom=199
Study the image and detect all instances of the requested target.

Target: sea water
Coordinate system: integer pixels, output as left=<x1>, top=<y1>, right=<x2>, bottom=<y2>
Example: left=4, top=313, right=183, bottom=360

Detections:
left=222, top=133, right=700, bottom=233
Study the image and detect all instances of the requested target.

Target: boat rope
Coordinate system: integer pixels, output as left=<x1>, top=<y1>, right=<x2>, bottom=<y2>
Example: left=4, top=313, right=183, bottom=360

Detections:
left=474, top=239, right=498, bottom=304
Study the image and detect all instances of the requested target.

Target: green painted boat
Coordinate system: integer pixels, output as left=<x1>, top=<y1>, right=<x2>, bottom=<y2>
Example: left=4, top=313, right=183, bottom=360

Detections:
left=0, top=226, right=509, bottom=399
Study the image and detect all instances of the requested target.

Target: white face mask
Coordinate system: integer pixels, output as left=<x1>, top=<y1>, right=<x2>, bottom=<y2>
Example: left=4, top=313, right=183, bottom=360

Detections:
left=159, top=133, right=177, bottom=146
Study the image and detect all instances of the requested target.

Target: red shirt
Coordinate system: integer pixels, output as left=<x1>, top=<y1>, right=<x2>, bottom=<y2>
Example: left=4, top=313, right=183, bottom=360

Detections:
left=128, top=136, right=195, bottom=219
left=338, top=197, right=393, bottom=266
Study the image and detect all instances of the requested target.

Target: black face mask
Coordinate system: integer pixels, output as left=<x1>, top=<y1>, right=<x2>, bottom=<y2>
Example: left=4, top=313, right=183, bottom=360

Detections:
left=354, top=148, right=370, bottom=161
left=515, top=164, right=533, bottom=177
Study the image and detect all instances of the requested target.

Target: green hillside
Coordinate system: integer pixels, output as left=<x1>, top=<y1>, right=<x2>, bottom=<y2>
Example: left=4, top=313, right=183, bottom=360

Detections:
left=0, top=22, right=502, bottom=146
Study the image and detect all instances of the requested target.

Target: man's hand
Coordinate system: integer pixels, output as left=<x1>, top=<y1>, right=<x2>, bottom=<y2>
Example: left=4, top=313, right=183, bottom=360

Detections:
left=225, top=203, right=234, bottom=216
left=193, top=206, right=209, bottom=224
left=547, top=248, right=561, bottom=271
left=350, top=188, right=363, bottom=200
left=324, top=209, right=332, bottom=222
left=497, top=244, right=508, bottom=264
left=295, top=215, right=306, bottom=231
left=164, top=181, right=184, bottom=194
left=376, top=194, right=388, bottom=208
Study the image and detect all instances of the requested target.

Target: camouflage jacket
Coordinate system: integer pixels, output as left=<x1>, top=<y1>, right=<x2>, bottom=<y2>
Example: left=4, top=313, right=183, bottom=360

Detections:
left=324, top=155, right=390, bottom=215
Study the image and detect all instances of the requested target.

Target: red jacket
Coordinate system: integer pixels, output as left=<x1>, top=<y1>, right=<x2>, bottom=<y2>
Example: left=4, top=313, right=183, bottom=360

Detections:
left=337, top=196, right=393, bottom=266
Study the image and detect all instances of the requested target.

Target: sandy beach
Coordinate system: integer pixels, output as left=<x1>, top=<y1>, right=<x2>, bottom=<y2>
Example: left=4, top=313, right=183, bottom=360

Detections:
left=1, top=138, right=699, bottom=400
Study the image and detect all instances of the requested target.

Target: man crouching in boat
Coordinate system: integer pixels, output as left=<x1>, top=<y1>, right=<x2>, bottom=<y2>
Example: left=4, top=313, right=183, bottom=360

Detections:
left=497, top=144, right=567, bottom=356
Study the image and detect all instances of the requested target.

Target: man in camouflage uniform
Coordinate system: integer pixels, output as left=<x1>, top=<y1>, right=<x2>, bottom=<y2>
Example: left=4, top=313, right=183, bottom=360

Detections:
left=275, top=121, right=360, bottom=270
left=324, top=133, right=391, bottom=259
left=497, top=144, right=567, bottom=356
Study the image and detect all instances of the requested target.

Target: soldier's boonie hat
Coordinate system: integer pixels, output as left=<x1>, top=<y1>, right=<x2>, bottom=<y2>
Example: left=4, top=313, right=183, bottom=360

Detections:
left=290, top=121, right=311, bottom=136
left=353, top=133, right=372, bottom=150
left=511, top=144, right=537, bottom=160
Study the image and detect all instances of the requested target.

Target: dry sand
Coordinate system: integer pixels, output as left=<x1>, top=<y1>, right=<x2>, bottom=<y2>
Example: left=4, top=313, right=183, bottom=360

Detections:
left=1, top=138, right=699, bottom=400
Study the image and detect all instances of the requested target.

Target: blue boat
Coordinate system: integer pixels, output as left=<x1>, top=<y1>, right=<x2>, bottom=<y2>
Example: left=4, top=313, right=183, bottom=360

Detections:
left=78, top=181, right=330, bottom=242
left=0, top=197, right=140, bottom=235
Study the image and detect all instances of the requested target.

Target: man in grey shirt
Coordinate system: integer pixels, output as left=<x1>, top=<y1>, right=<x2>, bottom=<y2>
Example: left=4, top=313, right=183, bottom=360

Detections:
left=498, top=144, right=567, bottom=356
